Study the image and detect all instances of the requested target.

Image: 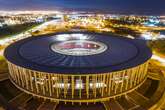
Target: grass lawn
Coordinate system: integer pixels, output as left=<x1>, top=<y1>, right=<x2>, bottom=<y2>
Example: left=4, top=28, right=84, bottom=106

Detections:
left=0, top=57, right=8, bottom=74
left=0, top=22, right=41, bottom=40
left=0, top=22, right=44, bottom=73
left=148, top=39, right=165, bottom=57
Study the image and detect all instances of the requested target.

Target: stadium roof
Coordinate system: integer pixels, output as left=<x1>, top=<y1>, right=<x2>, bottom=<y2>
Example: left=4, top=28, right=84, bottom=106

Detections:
left=4, top=32, right=152, bottom=74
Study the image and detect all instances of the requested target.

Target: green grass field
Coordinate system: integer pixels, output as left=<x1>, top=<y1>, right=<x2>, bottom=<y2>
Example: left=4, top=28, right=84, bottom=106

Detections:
left=0, top=56, right=8, bottom=74
left=0, top=22, right=44, bottom=74
left=148, top=39, right=165, bottom=56
left=0, top=23, right=41, bottom=40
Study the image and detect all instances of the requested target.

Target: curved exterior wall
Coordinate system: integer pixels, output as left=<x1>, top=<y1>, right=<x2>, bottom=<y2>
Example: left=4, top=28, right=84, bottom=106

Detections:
left=7, top=60, right=149, bottom=103
left=4, top=32, right=152, bottom=103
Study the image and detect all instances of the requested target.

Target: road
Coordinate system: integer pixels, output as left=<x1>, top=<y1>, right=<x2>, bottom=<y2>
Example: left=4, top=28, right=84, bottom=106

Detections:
left=152, top=54, right=165, bottom=66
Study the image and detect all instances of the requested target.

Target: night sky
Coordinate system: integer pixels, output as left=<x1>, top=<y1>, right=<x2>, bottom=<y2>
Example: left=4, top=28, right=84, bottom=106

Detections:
left=0, top=0, right=165, bottom=15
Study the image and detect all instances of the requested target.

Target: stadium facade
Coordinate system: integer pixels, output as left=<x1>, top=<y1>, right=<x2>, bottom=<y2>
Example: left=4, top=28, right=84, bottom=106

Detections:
left=4, top=32, right=152, bottom=104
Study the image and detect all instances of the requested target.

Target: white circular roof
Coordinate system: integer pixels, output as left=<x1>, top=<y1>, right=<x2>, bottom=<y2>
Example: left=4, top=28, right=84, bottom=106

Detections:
left=51, top=40, right=108, bottom=56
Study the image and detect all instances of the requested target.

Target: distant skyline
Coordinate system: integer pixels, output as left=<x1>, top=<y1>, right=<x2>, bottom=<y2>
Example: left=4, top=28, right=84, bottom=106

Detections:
left=0, top=0, right=165, bottom=15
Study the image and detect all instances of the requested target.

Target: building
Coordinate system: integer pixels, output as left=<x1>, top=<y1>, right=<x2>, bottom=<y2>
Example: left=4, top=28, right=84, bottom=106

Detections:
left=4, top=32, right=152, bottom=108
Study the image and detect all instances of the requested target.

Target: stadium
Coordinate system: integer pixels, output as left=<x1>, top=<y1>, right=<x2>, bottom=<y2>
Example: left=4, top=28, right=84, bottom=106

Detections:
left=4, top=32, right=152, bottom=109
left=4, top=32, right=152, bottom=102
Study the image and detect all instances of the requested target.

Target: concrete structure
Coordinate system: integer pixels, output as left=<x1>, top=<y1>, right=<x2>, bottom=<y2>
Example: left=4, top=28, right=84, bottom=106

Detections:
left=4, top=32, right=152, bottom=104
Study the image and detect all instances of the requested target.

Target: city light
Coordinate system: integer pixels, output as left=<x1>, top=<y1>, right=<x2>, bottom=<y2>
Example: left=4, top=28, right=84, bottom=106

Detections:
left=0, top=10, right=165, bottom=110
left=152, top=55, right=165, bottom=65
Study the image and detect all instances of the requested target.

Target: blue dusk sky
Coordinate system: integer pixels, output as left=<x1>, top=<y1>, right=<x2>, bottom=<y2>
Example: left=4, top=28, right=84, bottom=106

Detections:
left=0, top=0, right=164, bottom=15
